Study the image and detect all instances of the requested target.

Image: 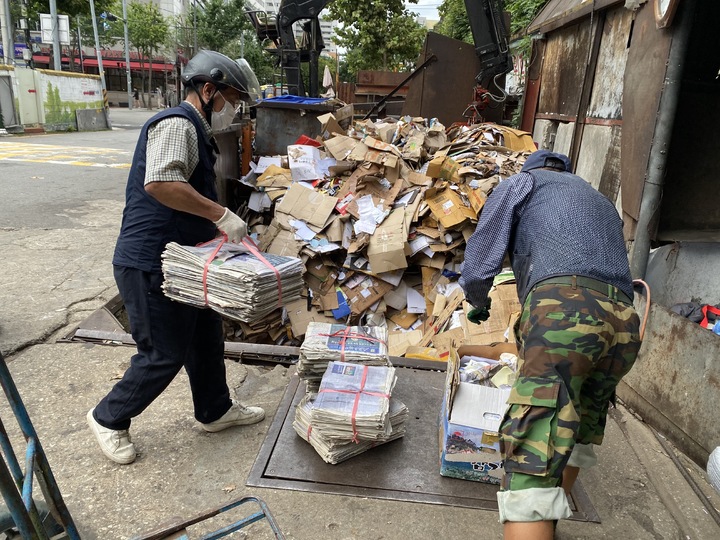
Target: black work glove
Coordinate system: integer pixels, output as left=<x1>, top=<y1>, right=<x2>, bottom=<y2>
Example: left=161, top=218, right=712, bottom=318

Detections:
left=467, top=298, right=492, bottom=324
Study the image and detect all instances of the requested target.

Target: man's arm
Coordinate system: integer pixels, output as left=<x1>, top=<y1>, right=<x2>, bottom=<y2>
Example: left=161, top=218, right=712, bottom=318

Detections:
left=144, top=117, right=246, bottom=241
left=145, top=181, right=225, bottom=221
left=460, top=172, right=533, bottom=308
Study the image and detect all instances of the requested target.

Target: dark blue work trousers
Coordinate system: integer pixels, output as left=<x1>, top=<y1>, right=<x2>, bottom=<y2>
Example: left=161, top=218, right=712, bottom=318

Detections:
left=93, top=266, right=231, bottom=430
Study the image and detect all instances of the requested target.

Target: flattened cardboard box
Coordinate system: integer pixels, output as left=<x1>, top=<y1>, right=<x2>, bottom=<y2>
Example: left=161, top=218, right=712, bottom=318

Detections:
left=462, top=283, right=521, bottom=345
left=439, top=343, right=518, bottom=484
left=276, top=183, right=338, bottom=229
left=342, top=276, right=393, bottom=315
left=286, top=298, right=337, bottom=337
left=367, top=207, right=407, bottom=274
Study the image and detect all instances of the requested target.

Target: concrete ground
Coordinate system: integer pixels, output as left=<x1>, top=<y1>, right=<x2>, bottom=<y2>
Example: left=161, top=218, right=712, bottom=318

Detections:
left=0, top=108, right=719, bottom=539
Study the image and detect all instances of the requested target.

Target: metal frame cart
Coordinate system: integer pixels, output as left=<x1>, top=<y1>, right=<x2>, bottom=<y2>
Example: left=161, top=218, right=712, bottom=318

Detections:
left=0, top=352, right=80, bottom=539
left=131, top=496, right=286, bottom=540
left=0, top=351, right=285, bottom=539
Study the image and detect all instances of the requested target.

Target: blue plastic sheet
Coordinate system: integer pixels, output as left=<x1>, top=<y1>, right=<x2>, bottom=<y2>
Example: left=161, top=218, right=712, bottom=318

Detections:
left=263, top=95, right=330, bottom=106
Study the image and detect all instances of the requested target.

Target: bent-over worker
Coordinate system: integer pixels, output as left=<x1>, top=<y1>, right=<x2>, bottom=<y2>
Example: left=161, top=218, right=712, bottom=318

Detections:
left=460, top=150, right=642, bottom=539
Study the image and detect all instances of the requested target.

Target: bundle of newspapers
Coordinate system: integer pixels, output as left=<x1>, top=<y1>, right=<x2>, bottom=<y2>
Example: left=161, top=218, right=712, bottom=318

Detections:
left=161, top=239, right=304, bottom=322
left=297, top=322, right=390, bottom=391
left=309, top=361, right=400, bottom=442
left=293, top=394, right=408, bottom=464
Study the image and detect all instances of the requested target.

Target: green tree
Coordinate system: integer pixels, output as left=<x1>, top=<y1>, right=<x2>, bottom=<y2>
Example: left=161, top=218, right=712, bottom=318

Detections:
left=327, top=0, right=426, bottom=79
left=18, top=0, right=119, bottom=71
left=128, top=1, right=169, bottom=109
left=221, top=30, right=276, bottom=85
left=435, top=0, right=549, bottom=56
left=195, top=0, right=247, bottom=53
left=434, top=0, right=472, bottom=43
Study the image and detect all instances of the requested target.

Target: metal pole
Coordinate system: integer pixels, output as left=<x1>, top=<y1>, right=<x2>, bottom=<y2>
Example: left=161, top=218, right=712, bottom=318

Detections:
left=89, top=0, right=111, bottom=127
left=192, top=0, right=197, bottom=57
left=122, top=0, right=132, bottom=110
left=0, top=0, right=13, bottom=65
left=76, top=15, right=84, bottom=73
left=49, top=0, right=61, bottom=70
left=629, top=0, right=694, bottom=279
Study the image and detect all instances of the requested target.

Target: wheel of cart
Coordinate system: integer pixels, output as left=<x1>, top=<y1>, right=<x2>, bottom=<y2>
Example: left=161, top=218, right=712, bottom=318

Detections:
left=131, top=495, right=285, bottom=540
left=0, top=352, right=80, bottom=540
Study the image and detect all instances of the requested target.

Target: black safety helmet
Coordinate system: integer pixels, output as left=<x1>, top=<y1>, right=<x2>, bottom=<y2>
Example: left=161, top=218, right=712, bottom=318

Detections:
left=182, top=50, right=261, bottom=104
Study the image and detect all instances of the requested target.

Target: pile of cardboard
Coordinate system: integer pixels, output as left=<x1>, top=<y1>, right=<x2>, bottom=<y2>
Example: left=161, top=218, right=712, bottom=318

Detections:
left=228, top=109, right=535, bottom=354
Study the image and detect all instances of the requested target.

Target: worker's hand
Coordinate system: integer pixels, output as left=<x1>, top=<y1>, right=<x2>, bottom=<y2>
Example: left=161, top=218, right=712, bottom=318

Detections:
left=213, top=207, right=247, bottom=243
left=467, top=298, right=492, bottom=324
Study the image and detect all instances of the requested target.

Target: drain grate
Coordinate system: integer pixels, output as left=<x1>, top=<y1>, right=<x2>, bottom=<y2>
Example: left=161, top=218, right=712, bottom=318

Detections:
left=248, top=369, right=600, bottom=522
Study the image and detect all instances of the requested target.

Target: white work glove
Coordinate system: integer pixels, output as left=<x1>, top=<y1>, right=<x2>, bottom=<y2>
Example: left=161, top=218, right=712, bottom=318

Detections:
left=213, top=207, right=247, bottom=243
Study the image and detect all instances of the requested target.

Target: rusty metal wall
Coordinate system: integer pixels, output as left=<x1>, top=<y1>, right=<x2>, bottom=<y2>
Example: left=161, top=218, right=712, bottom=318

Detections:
left=537, top=20, right=592, bottom=118
left=337, top=82, right=355, bottom=104
left=618, top=295, right=720, bottom=467
left=620, top=3, right=672, bottom=228
left=587, top=7, right=632, bottom=120
left=529, top=0, right=621, bottom=34
left=520, top=40, right=545, bottom=133
left=402, top=32, right=504, bottom=126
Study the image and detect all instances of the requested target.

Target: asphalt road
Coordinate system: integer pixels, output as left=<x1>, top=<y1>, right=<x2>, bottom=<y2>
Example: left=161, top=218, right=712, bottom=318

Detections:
left=0, top=108, right=155, bottom=229
left=0, top=108, right=157, bottom=355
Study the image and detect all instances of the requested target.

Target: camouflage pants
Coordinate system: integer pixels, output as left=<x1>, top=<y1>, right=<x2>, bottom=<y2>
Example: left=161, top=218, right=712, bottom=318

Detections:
left=500, top=283, right=641, bottom=492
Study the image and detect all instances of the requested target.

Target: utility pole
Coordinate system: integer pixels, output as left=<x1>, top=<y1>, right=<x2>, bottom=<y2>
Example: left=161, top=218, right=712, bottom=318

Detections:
left=89, top=0, right=111, bottom=127
left=121, top=0, right=133, bottom=110
left=49, top=0, right=61, bottom=70
left=0, top=0, right=13, bottom=65
left=193, top=0, right=197, bottom=57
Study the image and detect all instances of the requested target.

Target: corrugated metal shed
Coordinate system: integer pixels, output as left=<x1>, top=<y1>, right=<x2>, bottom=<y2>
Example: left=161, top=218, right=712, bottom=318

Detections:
left=529, top=0, right=623, bottom=34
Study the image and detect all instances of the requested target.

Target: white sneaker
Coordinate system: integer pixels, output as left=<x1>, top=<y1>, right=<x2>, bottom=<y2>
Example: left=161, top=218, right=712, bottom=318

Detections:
left=202, top=399, right=265, bottom=432
left=87, top=408, right=136, bottom=464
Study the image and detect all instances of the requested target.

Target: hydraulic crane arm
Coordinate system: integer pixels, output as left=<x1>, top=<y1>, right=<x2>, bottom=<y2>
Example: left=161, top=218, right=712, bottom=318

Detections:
left=247, top=0, right=332, bottom=96
left=464, top=0, right=513, bottom=85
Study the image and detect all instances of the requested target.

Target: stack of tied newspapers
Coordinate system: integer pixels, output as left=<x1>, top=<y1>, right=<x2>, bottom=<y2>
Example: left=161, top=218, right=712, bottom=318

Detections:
left=293, top=393, right=408, bottom=464
left=297, top=322, right=390, bottom=391
left=161, top=239, right=304, bottom=322
left=294, top=361, right=408, bottom=464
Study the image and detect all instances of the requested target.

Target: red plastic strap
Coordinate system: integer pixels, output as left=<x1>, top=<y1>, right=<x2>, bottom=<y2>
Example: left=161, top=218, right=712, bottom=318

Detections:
left=318, top=328, right=385, bottom=363
left=242, top=237, right=283, bottom=308
left=307, top=424, right=312, bottom=440
left=200, top=234, right=227, bottom=306
left=319, top=365, right=390, bottom=444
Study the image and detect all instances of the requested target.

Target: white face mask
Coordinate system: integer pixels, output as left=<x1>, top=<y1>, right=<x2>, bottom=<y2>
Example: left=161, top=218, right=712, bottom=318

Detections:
left=211, top=93, right=236, bottom=132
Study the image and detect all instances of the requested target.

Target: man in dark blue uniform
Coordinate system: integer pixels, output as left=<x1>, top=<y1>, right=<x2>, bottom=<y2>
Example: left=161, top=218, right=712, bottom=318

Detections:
left=88, top=51, right=264, bottom=464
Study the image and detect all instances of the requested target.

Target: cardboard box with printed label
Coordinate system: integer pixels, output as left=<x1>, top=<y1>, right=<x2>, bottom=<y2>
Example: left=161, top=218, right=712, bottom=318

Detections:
left=439, top=342, right=517, bottom=484
left=425, top=188, right=477, bottom=229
